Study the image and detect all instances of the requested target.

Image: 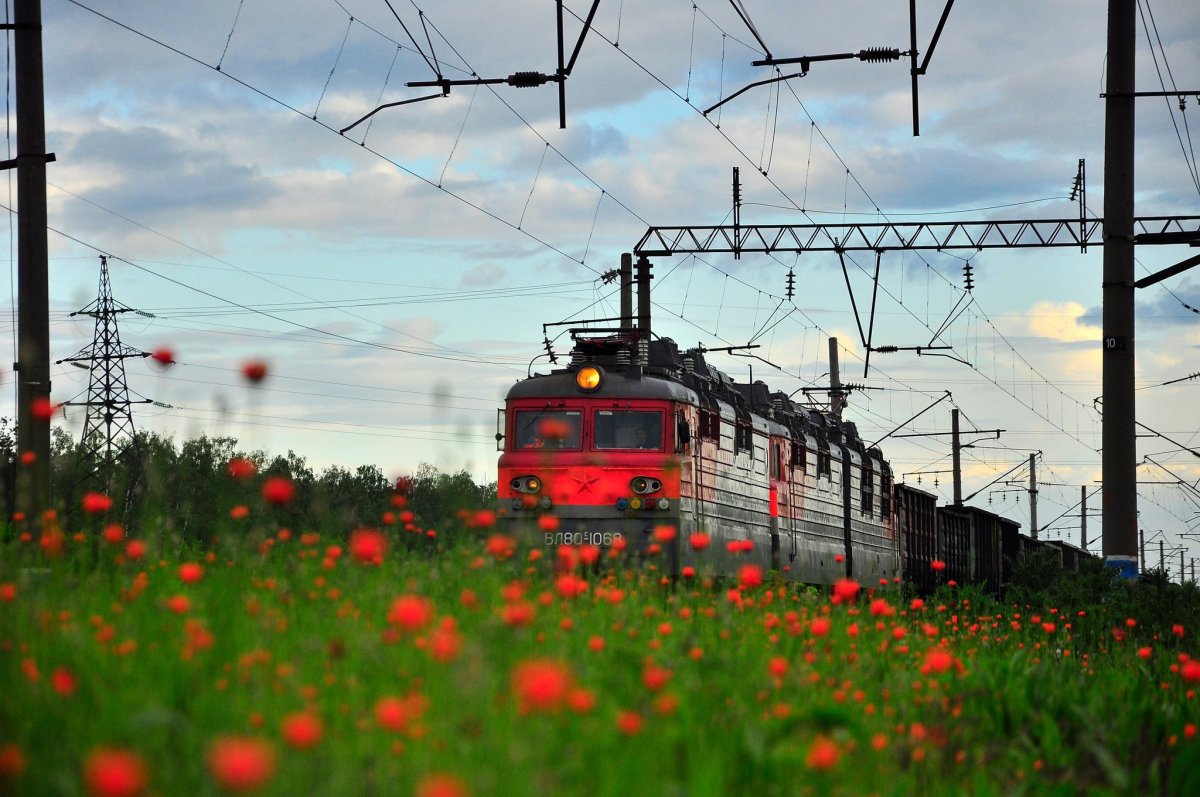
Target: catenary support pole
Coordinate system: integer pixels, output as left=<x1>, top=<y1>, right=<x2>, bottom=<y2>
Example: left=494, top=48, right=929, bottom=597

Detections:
left=1101, top=0, right=1139, bottom=578
left=13, top=0, right=52, bottom=518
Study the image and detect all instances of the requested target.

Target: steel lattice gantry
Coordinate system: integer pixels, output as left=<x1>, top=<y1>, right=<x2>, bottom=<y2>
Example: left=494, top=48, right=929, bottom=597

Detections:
left=632, top=215, right=1200, bottom=256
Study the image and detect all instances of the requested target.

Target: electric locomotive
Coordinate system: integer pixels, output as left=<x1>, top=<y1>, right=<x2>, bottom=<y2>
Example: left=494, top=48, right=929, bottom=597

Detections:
left=496, top=256, right=901, bottom=585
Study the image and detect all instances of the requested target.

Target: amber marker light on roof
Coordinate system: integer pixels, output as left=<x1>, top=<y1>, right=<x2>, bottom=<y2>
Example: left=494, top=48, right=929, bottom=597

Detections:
left=575, top=365, right=603, bottom=392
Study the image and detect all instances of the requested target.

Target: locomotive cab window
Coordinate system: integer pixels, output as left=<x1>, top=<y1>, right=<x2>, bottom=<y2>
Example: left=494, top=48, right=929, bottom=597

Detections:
left=594, top=410, right=663, bottom=450
left=513, top=409, right=582, bottom=450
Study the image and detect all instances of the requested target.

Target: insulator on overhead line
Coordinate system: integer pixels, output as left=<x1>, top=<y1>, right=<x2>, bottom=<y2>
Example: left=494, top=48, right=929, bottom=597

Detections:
left=857, top=47, right=901, bottom=63
left=507, top=71, right=552, bottom=87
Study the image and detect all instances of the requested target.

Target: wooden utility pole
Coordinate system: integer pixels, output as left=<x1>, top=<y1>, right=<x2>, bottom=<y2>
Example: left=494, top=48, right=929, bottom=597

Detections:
left=1101, top=0, right=1138, bottom=577
left=10, top=0, right=52, bottom=517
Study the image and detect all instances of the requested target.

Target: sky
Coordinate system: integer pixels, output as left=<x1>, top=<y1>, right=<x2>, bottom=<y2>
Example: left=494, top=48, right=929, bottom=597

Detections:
left=3, top=0, right=1199, bottom=575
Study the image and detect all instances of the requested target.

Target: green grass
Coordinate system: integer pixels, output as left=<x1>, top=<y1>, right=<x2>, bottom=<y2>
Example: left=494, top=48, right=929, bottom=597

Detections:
left=2, top=521, right=1198, bottom=797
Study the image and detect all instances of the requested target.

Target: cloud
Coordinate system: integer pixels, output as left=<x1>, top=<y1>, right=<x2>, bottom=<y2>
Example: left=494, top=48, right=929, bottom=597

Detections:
left=1026, top=301, right=1101, bottom=343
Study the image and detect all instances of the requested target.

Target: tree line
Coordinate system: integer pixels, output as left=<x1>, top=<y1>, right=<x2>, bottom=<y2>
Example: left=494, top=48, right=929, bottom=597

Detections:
left=0, top=419, right=497, bottom=546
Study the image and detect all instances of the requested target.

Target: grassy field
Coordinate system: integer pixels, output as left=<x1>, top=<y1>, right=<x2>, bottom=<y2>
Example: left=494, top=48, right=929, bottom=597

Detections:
left=3, top=508, right=1200, bottom=796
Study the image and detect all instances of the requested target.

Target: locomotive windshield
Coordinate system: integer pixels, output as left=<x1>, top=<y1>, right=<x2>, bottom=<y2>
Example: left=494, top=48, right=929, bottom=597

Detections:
left=513, top=410, right=582, bottom=450
left=593, top=410, right=663, bottom=451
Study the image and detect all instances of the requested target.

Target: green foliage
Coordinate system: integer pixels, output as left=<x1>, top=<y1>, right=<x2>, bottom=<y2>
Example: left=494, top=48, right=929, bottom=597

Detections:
left=0, top=421, right=495, bottom=551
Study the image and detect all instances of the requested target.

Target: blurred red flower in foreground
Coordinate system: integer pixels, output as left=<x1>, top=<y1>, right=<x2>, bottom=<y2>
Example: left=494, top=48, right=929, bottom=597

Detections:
left=280, top=712, right=323, bottom=750
left=348, top=528, right=387, bottom=565
left=805, top=735, right=841, bottom=770
left=206, top=737, right=276, bottom=792
left=83, top=747, right=149, bottom=797
left=82, top=492, right=113, bottom=515
left=387, top=595, right=434, bottom=632
left=227, top=457, right=257, bottom=480
left=415, top=773, right=470, bottom=797
left=832, top=578, right=861, bottom=603
left=261, top=477, right=295, bottom=505
left=241, top=360, right=268, bottom=383
left=150, top=348, right=175, bottom=368
left=178, top=563, right=205, bottom=585
left=30, top=396, right=57, bottom=421
left=738, top=564, right=763, bottom=589
left=511, top=658, right=573, bottom=714
left=0, top=743, right=25, bottom=781
left=374, top=694, right=428, bottom=734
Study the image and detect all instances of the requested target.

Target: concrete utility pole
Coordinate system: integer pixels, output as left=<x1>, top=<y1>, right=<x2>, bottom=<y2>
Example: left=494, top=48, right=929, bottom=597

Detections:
left=1101, top=0, right=1139, bottom=577
left=1081, top=486, right=1088, bottom=551
left=951, top=409, right=963, bottom=506
left=11, top=0, right=53, bottom=517
left=1028, top=453, right=1038, bottom=540
left=828, top=338, right=844, bottom=420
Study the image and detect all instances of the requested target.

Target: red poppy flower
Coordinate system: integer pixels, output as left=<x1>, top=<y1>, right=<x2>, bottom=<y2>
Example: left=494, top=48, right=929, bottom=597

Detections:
left=166, top=595, right=191, bottom=615
left=259, top=476, right=294, bottom=505
left=18, top=451, right=35, bottom=465
left=82, top=492, right=113, bottom=514
left=429, top=618, right=463, bottom=662
left=1181, top=660, right=1200, bottom=683
left=921, top=649, right=955, bottom=675
left=537, top=417, right=572, bottom=439
left=689, top=532, right=711, bottom=551
left=805, top=735, right=841, bottom=770
left=150, top=348, right=175, bottom=368
left=930, top=560, right=946, bottom=572
left=51, top=667, right=77, bottom=696
left=374, top=693, right=428, bottom=733
left=511, top=658, right=573, bottom=714
left=386, top=595, right=434, bottom=632
left=415, top=773, right=470, bottom=797
left=102, top=524, right=125, bottom=545
left=30, top=396, right=57, bottom=421
left=810, top=617, right=832, bottom=637
left=227, top=457, right=257, bottom=480
left=39, top=529, right=64, bottom=559
left=84, top=747, right=149, bottom=797
left=653, top=525, right=677, bottom=543
left=178, top=563, right=205, bottom=585
left=738, top=564, right=763, bottom=589
left=206, top=737, right=276, bottom=792
left=616, top=710, right=644, bottom=735
left=125, top=540, right=146, bottom=561
left=485, top=534, right=516, bottom=560
left=281, top=712, right=323, bottom=750
left=0, top=583, right=15, bottom=603
left=0, top=743, right=25, bottom=780
left=348, top=528, right=387, bottom=565
left=241, top=361, right=268, bottom=383
left=832, top=578, right=860, bottom=603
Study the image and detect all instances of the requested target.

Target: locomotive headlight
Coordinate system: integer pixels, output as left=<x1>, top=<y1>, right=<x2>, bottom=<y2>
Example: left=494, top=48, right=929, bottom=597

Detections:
left=630, top=476, right=662, bottom=495
left=511, top=476, right=542, bottom=494
left=575, top=365, right=603, bottom=392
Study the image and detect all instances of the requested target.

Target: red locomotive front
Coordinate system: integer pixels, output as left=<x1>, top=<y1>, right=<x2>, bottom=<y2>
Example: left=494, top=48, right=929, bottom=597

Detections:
left=497, top=363, right=691, bottom=557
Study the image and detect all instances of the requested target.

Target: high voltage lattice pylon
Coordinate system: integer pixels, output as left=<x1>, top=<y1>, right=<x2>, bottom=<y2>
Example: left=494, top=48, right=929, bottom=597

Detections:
left=56, top=256, right=153, bottom=482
